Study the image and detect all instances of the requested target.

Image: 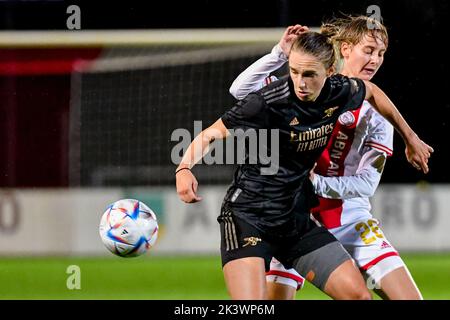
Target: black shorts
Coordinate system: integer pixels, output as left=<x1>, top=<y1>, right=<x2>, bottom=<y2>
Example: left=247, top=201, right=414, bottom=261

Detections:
left=218, top=208, right=337, bottom=271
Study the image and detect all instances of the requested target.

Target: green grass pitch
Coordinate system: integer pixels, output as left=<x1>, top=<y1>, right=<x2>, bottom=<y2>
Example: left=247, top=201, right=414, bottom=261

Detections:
left=0, top=253, right=449, bottom=299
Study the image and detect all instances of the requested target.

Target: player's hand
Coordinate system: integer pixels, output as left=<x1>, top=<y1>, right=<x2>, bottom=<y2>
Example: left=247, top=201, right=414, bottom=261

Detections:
left=176, top=168, right=202, bottom=203
left=279, top=24, right=309, bottom=57
left=405, top=135, right=434, bottom=174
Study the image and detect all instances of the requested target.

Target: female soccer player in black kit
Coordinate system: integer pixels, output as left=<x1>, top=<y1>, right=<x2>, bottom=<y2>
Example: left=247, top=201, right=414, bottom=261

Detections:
left=175, top=32, right=433, bottom=300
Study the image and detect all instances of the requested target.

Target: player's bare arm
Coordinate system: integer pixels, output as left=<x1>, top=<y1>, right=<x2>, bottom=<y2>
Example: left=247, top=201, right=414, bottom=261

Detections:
left=176, top=119, right=230, bottom=203
left=363, top=80, right=434, bottom=174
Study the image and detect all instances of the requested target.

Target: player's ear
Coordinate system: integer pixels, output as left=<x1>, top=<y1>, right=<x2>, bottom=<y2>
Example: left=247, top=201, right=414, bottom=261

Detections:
left=326, top=65, right=335, bottom=77
left=341, top=42, right=352, bottom=59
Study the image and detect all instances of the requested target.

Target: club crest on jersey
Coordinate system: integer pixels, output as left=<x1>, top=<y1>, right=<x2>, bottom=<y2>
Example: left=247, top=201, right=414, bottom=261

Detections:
left=338, top=111, right=356, bottom=126
left=289, top=117, right=300, bottom=126
left=242, top=237, right=262, bottom=247
left=323, top=106, right=339, bottom=118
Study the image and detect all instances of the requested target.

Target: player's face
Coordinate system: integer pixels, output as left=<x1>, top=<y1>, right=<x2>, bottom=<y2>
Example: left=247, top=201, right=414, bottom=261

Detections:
left=289, top=50, right=332, bottom=102
left=341, top=34, right=387, bottom=81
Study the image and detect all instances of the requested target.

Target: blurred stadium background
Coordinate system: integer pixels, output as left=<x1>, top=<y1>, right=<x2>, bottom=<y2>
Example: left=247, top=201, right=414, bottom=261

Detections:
left=0, top=0, right=449, bottom=299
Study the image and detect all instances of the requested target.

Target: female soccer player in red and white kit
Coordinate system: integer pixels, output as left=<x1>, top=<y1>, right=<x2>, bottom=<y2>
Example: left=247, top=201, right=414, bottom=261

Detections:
left=229, top=17, right=424, bottom=299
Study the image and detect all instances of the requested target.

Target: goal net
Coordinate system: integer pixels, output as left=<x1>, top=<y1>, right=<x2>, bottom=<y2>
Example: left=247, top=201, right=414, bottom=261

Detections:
left=68, top=29, right=288, bottom=186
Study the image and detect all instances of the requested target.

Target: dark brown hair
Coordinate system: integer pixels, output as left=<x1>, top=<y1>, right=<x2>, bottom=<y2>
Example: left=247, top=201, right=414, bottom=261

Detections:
left=291, top=32, right=336, bottom=69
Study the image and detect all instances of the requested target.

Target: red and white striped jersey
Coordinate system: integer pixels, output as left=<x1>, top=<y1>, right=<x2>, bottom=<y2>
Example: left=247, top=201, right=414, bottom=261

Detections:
left=229, top=44, right=394, bottom=229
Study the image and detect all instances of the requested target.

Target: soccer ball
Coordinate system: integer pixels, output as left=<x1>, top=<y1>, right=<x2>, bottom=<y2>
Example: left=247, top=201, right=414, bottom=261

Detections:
left=99, top=199, right=159, bottom=257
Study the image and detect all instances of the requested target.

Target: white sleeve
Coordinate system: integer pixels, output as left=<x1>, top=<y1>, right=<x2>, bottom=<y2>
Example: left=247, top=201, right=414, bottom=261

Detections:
left=312, top=149, right=386, bottom=199
left=229, top=44, right=288, bottom=100
left=363, top=106, right=394, bottom=156
left=312, top=107, right=394, bottom=199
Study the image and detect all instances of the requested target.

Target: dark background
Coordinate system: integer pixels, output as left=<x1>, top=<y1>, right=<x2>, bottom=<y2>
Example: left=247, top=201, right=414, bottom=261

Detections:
left=0, top=0, right=449, bottom=186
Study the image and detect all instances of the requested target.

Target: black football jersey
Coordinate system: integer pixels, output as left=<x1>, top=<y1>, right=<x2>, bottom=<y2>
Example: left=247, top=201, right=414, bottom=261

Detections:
left=221, top=74, right=366, bottom=235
